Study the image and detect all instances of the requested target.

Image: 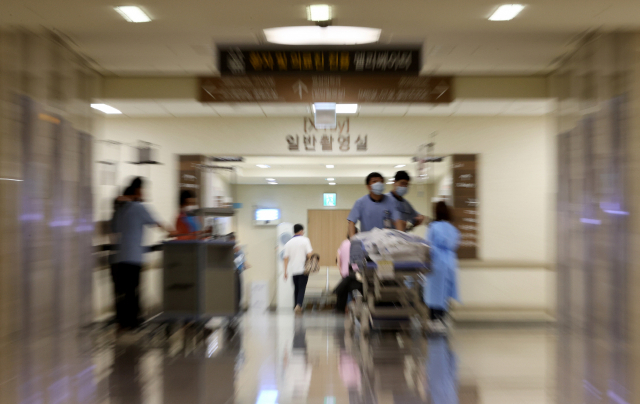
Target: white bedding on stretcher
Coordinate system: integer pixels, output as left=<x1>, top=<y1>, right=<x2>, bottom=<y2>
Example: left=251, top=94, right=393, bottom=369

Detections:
left=351, top=228, right=429, bottom=264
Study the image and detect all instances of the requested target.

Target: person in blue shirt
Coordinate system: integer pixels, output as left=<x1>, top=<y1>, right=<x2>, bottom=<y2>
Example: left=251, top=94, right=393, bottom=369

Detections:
left=388, top=170, right=425, bottom=231
left=111, top=177, right=170, bottom=331
left=424, top=201, right=461, bottom=334
left=335, top=173, right=403, bottom=313
left=347, top=172, right=403, bottom=237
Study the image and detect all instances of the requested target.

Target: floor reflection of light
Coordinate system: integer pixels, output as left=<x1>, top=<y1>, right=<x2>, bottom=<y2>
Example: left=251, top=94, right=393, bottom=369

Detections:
left=256, top=389, right=279, bottom=404
left=324, top=396, right=336, bottom=404
left=207, top=336, right=219, bottom=357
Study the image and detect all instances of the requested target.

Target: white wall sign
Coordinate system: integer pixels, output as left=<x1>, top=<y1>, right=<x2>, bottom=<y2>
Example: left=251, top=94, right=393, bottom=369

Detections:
left=287, top=117, right=368, bottom=152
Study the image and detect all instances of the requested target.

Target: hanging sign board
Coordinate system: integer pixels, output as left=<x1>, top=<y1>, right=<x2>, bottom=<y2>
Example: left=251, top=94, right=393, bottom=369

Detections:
left=198, top=75, right=453, bottom=103
left=451, top=154, right=478, bottom=259
left=218, top=48, right=421, bottom=75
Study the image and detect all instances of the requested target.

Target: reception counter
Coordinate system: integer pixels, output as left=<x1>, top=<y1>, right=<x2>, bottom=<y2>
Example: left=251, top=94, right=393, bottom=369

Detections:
left=163, top=240, right=239, bottom=320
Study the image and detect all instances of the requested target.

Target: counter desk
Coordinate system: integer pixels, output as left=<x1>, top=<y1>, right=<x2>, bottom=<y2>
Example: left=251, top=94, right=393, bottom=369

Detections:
left=162, top=240, right=240, bottom=321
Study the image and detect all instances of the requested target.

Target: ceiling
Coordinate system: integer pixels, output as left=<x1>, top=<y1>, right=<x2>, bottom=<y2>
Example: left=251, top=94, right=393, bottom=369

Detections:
left=221, top=156, right=450, bottom=185
left=95, top=98, right=555, bottom=117
left=3, top=0, right=640, bottom=75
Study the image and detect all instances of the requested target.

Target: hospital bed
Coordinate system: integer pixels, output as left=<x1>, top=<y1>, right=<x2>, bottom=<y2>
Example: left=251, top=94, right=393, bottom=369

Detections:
left=347, top=257, right=430, bottom=337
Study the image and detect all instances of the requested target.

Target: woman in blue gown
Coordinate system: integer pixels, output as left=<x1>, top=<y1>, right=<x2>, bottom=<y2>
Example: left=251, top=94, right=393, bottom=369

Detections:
left=424, top=201, right=460, bottom=332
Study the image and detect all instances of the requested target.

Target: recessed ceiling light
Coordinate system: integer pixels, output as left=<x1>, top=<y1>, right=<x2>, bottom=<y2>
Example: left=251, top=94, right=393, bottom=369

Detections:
left=266, top=178, right=276, bottom=181
left=326, top=165, right=334, bottom=168
left=91, top=104, right=122, bottom=114
left=307, top=5, right=332, bottom=22
left=329, top=182, right=336, bottom=185
left=114, top=6, right=151, bottom=23
left=326, top=178, right=335, bottom=181
left=395, top=164, right=406, bottom=168
left=269, top=182, right=278, bottom=185
left=257, top=164, right=271, bottom=168
left=264, top=26, right=381, bottom=45
left=489, top=4, right=525, bottom=21
left=336, top=104, right=358, bottom=114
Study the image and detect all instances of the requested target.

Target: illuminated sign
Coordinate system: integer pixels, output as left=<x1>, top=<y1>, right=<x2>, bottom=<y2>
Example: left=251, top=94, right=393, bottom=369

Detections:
left=323, top=193, right=337, bottom=207
left=219, top=48, right=421, bottom=75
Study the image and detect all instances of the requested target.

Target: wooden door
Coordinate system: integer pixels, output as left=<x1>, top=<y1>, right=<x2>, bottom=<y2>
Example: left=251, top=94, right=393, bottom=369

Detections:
left=307, top=209, right=351, bottom=266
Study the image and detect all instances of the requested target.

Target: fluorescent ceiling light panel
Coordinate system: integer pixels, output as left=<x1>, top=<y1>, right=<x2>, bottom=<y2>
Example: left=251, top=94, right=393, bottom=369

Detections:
left=489, top=4, right=525, bottom=21
left=264, top=26, right=381, bottom=45
left=326, top=165, right=334, bottom=168
left=266, top=178, right=276, bottom=181
left=307, top=5, right=332, bottom=21
left=395, top=164, right=406, bottom=168
left=329, top=182, right=336, bottom=185
left=114, top=6, right=151, bottom=23
left=268, top=182, right=278, bottom=185
left=91, top=104, right=122, bottom=114
left=326, top=178, right=334, bottom=181
left=336, top=104, right=358, bottom=114
left=256, top=164, right=271, bottom=168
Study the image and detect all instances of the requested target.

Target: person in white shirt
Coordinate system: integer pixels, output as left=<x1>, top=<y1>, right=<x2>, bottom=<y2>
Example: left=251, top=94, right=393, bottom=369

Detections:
left=283, top=224, right=314, bottom=315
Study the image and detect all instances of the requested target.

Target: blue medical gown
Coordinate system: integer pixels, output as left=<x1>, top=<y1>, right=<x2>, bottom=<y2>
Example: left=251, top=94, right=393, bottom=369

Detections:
left=424, top=221, right=461, bottom=309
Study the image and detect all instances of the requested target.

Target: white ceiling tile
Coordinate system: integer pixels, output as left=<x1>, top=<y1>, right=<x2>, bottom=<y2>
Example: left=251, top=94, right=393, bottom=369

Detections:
left=406, top=101, right=460, bottom=116
left=158, top=100, right=218, bottom=116
left=213, top=104, right=264, bottom=116
left=105, top=100, right=171, bottom=116
left=455, top=100, right=513, bottom=116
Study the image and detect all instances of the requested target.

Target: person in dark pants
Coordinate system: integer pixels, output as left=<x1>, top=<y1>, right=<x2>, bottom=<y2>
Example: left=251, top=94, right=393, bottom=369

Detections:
left=283, top=224, right=313, bottom=316
left=111, top=177, right=169, bottom=331
left=334, top=172, right=403, bottom=313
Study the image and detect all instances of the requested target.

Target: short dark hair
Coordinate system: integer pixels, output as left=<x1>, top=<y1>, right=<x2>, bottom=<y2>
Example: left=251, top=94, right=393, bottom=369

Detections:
left=180, top=189, right=195, bottom=206
left=366, top=172, right=384, bottom=185
left=394, top=170, right=411, bottom=182
left=126, top=177, right=144, bottom=193
left=434, top=201, right=452, bottom=222
left=294, top=224, right=304, bottom=233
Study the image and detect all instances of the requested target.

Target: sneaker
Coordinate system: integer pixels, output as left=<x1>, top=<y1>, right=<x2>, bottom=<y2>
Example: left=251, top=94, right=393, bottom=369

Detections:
left=294, top=305, right=303, bottom=316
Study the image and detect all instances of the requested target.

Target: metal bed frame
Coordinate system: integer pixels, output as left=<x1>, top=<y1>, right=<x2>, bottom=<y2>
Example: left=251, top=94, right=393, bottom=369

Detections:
left=347, top=261, right=430, bottom=337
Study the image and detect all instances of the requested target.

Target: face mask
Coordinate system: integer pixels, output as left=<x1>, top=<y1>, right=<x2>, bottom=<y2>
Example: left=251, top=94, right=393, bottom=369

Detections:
left=371, top=182, right=385, bottom=195
left=396, top=186, right=408, bottom=196
left=185, top=205, right=199, bottom=215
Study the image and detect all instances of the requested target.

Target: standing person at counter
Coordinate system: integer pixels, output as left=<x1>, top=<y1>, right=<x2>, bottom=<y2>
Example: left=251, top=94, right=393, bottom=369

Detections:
left=283, top=224, right=314, bottom=316
left=111, top=177, right=170, bottom=331
left=175, top=190, right=201, bottom=240
left=389, top=170, right=426, bottom=231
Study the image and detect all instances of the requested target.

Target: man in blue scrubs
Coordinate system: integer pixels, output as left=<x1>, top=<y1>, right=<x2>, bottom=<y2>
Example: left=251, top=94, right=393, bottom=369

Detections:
left=336, top=172, right=403, bottom=313
left=388, top=170, right=425, bottom=231
left=347, top=172, right=402, bottom=237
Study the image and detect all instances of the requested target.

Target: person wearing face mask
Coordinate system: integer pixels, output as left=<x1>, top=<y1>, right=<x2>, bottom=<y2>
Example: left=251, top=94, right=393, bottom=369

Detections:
left=335, top=173, right=402, bottom=313
left=347, top=172, right=403, bottom=238
left=388, top=170, right=426, bottom=232
left=175, top=190, right=202, bottom=240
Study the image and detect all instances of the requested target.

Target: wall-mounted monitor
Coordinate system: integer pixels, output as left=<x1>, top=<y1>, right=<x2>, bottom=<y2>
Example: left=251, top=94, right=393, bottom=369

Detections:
left=254, top=208, right=281, bottom=226
left=323, top=193, right=337, bottom=207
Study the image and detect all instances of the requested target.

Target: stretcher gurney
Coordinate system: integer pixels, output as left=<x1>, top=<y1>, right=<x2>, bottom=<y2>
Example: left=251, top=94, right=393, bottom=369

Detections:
left=347, top=260, right=430, bottom=336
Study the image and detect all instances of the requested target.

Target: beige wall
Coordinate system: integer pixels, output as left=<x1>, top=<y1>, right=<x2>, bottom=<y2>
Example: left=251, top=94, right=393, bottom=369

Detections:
left=94, top=114, right=556, bottom=318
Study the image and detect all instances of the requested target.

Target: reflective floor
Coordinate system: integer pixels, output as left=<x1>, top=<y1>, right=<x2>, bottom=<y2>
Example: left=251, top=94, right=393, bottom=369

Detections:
left=0, top=314, right=557, bottom=404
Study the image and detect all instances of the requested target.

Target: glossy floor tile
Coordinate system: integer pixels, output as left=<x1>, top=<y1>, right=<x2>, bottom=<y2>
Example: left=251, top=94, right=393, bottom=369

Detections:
left=0, top=314, right=558, bottom=404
